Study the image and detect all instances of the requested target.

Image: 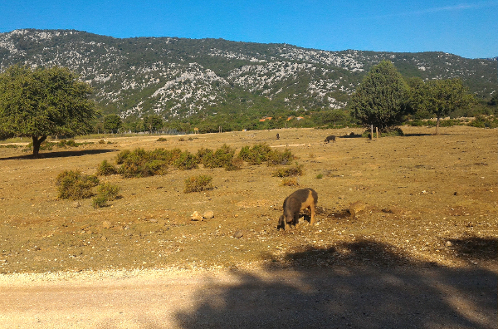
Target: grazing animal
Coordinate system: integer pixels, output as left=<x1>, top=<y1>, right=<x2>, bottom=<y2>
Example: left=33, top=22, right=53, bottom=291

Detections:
left=324, top=135, right=336, bottom=143
left=278, top=188, right=318, bottom=230
left=276, top=133, right=280, bottom=140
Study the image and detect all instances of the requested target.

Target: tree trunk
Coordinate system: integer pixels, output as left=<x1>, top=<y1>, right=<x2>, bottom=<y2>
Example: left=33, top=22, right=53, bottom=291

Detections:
left=32, top=136, right=47, bottom=157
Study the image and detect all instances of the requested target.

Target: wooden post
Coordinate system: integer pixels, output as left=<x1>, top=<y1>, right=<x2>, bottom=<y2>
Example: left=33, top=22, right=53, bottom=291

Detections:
left=376, top=127, right=379, bottom=139
left=370, top=125, right=374, bottom=140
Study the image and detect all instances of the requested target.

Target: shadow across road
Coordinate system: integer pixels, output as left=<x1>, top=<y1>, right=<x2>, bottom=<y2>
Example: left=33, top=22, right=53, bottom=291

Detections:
left=175, top=240, right=497, bottom=329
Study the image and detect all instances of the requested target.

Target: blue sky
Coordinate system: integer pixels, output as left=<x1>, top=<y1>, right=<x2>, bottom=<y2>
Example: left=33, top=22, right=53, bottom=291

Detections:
left=1, top=0, right=497, bottom=59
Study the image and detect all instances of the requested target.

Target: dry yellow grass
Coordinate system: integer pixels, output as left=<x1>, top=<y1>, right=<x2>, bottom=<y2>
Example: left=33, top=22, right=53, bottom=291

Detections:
left=0, top=126, right=496, bottom=274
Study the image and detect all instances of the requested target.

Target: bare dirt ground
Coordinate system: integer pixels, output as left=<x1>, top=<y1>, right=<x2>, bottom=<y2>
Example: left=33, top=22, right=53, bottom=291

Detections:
left=0, top=126, right=497, bottom=328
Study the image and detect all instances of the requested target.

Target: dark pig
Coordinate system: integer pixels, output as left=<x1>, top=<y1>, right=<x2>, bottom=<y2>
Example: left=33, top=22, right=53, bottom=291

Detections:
left=278, top=188, right=318, bottom=230
left=324, top=135, right=336, bottom=143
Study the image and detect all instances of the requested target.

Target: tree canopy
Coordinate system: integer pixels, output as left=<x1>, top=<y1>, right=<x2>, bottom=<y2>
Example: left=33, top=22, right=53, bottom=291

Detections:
left=409, top=78, right=475, bottom=134
left=0, top=65, right=96, bottom=156
left=349, top=61, right=409, bottom=132
left=103, top=114, right=123, bottom=133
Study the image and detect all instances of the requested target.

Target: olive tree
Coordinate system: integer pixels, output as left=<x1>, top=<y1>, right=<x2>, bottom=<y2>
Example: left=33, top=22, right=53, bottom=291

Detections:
left=349, top=61, right=409, bottom=132
left=0, top=65, right=96, bottom=156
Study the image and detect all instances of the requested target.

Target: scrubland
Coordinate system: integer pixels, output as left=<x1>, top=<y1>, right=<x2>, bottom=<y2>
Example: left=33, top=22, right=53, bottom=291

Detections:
left=0, top=126, right=496, bottom=274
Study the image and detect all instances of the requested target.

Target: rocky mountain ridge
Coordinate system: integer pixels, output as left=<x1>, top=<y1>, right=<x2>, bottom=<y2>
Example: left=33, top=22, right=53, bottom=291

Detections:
left=0, top=29, right=496, bottom=120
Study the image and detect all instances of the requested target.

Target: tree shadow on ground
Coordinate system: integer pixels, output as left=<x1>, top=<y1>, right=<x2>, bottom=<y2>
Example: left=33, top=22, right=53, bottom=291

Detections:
left=0, top=149, right=115, bottom=160
left=174, top=240, right=497, bottom=329
left=447, top=237, right=498, bottom=262
left=403, top=132, right=435, bottom=137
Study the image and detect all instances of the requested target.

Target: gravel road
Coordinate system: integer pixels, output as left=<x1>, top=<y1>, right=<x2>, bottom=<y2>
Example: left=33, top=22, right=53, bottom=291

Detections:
left=1, top=265, right=496, bottom=329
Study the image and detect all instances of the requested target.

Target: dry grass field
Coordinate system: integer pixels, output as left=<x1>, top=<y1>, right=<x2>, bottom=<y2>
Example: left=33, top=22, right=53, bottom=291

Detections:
left=0, top=126, right=497, bottom=274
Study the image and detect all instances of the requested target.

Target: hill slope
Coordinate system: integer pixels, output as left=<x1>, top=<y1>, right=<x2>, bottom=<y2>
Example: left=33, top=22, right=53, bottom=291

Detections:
left=0, top=29, right=497, bottom=120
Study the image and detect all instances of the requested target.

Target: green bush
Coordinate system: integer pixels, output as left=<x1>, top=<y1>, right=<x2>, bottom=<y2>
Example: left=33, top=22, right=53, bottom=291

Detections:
left=57, top=139, right=80, bottom=148
left=150, top=148, right=182, bottom=164
left=468, top=115, right=498, bottom=128
left=238, top=143, right=273, bottom=165
left=116, top=149, right=132, bottom=164
left=239, top=143, right=294, bottom=166
left=92, top=182, right=121, bottom=208
left=198, top=145, right=239, bottom=170
left=92, top=194, right=108, bottom=208
left=197, top=147, right=214, bottom=165
left=56, top=170, right=99, bottom=200
left=184, top=175, right=213, bottom=193
left=267, top=148, right=294, bottom=166
left=174, top=151, right=199, bottom=170
left=117, top=148, right=168, bottom=177
left=96, top=160, right=118, bottom=176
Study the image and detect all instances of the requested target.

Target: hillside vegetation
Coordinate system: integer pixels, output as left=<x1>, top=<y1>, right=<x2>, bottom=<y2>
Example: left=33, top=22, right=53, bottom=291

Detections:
left=1, top=29, right=497, bottom=129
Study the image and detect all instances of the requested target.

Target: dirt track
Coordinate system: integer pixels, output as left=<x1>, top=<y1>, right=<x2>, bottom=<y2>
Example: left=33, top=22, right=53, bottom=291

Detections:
left=1, top=265, right=496, bottom=329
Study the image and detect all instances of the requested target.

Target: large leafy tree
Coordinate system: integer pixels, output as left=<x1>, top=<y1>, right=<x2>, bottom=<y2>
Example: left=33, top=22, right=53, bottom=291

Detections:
left=103, top=114, right=123, bottom=133
left=350, top=61, right=409, bottom=132
left=413, top=78, right=475, bottom=134
left=143, top=114, right=164, bottom=132
left=0, top=65, right=96, bottom=156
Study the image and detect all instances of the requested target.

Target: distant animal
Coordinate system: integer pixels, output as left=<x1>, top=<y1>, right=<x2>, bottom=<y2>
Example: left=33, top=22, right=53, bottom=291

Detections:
left=276, top=133, right=280, bottom=140
left=278, top=188, right=318, bottom=230
left=324, top=135, right=336, bottom=143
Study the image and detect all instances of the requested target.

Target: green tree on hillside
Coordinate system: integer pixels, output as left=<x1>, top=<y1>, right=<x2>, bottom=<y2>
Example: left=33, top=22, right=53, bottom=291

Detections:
left=103, top=114, right=123, bottom=133
left=143, top=114, right=164, bottom=132
left=410, top=78, right=475, bottom=134
left=0, top=65, right=96, bottom=156
left=349, top=61, right=409, bottom=132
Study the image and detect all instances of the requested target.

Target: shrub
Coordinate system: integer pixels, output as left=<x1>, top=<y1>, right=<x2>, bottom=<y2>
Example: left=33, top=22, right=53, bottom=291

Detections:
left=57, top=139, right=80, bottom=148
left=200, top=145, right=237, bottom=170
left=150, top=148, right=182, bottom=164
left=239, top=143, right=294, bottom=166
left=468, top=115, right=498, bottom=128
left=267, top=148, right=294, bottom=166
left=116, top=149, right=132, bottom=164
left=184, top=175, right=213, bottom=193
left=96, top=160, right=118, bottom=176
left=174, top=151, right=199, bottom=170
left=272, top=163, right=304, bottom=177
left=238, top=143, right=273, bottom=165
left=316, top=173, right=323, bottom=179
left=56, top=170, right=99, bottom=200
left=282, top=177, right=299, bottom=186
left=225, top=156, right=243, bottom=171
left=143, top=159, right=169, bottom=175
left=117, top=148, right=168, bottom=177
left=98, top=182, right=120, bottom=200
left=197, top=147, right=214, bottom=164
left=215, top=144, right=236, bottom=168
left=92, top=194, right=108, bottom=208
left=92, top=182, right=121, bottom=208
